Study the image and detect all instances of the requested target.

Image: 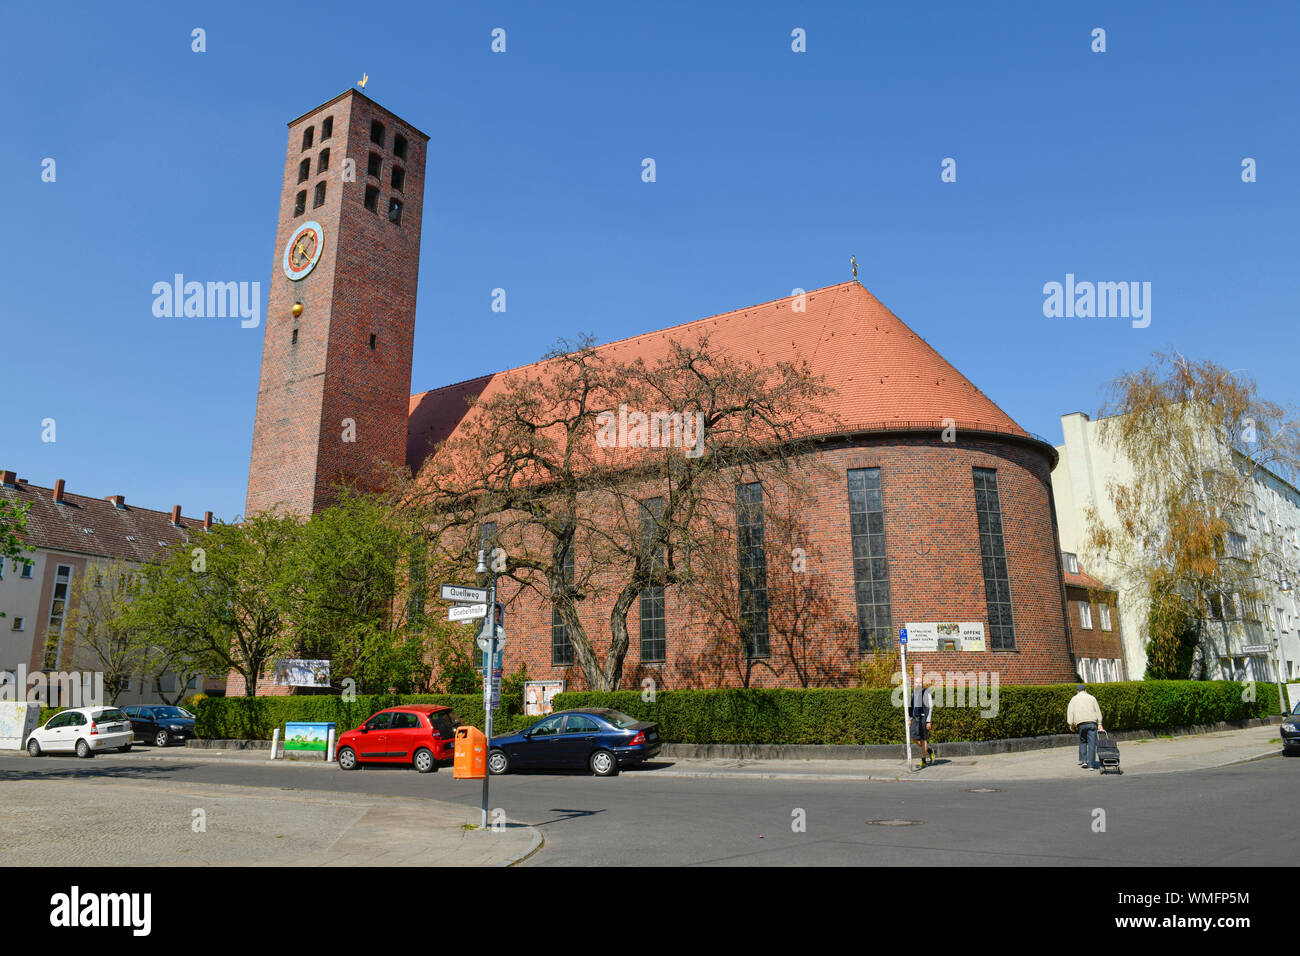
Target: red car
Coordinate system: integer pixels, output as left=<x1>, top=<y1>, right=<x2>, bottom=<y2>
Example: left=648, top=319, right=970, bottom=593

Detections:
left=336, top=705, right=459, bottom=773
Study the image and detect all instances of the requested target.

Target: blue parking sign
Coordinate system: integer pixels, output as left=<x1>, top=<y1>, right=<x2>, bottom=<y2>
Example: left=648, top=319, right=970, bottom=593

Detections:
left=899, top=627, right=908, bottom=645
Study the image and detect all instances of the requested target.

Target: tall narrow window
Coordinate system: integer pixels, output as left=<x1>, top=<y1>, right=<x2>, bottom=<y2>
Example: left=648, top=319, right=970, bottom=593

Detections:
left=318, top=147, right=330, bottom=172
left=367, top=152, right=382, bottom=178
left=313, top=181, right=326, bottom=208
left=301, top=126, right=314, bottom=149
left=973, top=468, right=1015, bottom=649
left=370, top=120, right=385, bottom=146
left=848, top=468, right=892, bottom=653
left=394, top=133, right=408, bottom=160
left=388, top=198, right=403, bottom=224
left=736, top=482, right=769, bottom=658
left=1079, top=601, right=1093, bottom=629
left=639, top=497, right=666, bottom=662
left=391, top=166, right=405, bottom=192
left=321, top=116, right=333, bottom=140
left=298, top=157, right=311, bottom=183
left=552, top=546, right=575, bottom=666
left=294, top=190, right=306, bottom=216
left=364, top=185, right=379, bottom=212
left=41, top=564, right=73, bottom=670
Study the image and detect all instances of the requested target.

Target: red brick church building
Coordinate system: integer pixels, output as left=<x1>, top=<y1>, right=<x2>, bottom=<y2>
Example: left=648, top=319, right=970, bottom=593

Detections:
left=245, top=91, right=1079, bottom=689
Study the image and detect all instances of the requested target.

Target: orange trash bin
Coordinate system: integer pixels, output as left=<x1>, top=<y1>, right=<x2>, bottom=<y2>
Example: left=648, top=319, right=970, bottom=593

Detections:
left=453, top=725, right=486, bottom=779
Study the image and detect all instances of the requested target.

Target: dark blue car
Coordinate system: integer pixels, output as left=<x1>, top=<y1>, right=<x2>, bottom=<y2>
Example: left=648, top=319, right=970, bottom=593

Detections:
left=488, top=708, right=660, bottom=776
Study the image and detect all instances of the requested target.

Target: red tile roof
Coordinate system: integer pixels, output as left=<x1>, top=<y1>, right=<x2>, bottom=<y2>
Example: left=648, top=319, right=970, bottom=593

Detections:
left=1063, top=568, right=1112, bottom=592
left=406, top=281, right=1031, bottom=474
left=0, top=481, right=205, bottom=564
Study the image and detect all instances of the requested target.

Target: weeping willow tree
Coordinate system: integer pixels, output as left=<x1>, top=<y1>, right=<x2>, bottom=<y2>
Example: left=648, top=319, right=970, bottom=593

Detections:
left=1082, top=349, right=1300, bottom=679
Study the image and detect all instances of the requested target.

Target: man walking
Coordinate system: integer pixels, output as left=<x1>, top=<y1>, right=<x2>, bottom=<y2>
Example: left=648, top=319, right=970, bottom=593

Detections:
left=1067, top=683, right=1104, bottom=771
left=909, top=677, right=935, bottom=770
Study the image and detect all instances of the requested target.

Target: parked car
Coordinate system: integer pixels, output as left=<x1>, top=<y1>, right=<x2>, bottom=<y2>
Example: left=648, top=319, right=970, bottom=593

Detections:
left=26, top=707, right=134, bottom=758
left=336, top=705, right=459, bottom=773
left=487, top=708, right=660, bottom=776
left=1282, top=701, right=1300, bottom=755
left=123, top=705, right=196, bottom=747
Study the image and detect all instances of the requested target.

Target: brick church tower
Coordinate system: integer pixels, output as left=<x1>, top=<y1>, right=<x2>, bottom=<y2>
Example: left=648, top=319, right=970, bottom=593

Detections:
left=245, top=90, right=428, bottom=517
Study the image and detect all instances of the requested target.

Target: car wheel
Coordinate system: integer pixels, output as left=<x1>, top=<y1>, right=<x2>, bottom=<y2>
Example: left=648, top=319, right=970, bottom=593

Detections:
left=75, top=739, right=93, bottom=759
left=487, top=749, right=509, bottom=775
left=26, top=738, right=41, bottom=757
left=414, top=748, right=437, bottom=773
left=154, top=731, right=169, bottom=748
left=589, top=749, right=618, bottom=776
left=337, top=747, right=358, bottom=771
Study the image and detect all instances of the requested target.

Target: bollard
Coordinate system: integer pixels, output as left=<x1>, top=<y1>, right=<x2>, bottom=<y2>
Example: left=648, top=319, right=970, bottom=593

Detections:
left=326, top=727, right=336, bottom=762
left=270, top=728, right=280, bottom=761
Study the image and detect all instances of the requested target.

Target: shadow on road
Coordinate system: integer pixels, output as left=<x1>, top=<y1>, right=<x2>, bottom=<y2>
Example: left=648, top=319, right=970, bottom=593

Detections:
left=0, top=761, right=192, bottom=782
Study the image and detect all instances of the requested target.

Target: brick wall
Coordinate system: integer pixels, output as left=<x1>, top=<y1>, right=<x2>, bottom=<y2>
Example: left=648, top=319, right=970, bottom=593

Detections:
left=472, top=433, right=1077, bottom=689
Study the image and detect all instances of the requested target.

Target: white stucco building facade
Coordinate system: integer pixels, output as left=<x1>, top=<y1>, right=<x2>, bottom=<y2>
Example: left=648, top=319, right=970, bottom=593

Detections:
left=1052, top=411, right=1300, bottom=689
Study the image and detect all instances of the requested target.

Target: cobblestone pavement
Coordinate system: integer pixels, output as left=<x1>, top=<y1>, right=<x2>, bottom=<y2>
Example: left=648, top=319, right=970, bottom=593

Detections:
left=0, top=776, right=539, bottom=867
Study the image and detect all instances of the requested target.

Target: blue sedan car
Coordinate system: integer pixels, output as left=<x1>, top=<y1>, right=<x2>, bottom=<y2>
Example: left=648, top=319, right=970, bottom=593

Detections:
left=488, top=708, right=661, bottom=776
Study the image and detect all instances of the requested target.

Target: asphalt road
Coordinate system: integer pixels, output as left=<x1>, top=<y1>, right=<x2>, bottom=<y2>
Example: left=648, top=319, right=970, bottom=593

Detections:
left=1, top=752, right=1294, bottom=866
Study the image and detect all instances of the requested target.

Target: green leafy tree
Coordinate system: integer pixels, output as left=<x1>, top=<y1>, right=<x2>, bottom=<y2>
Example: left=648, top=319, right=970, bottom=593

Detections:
left=126, top=512, right=301, bottom=696
left=62, top=560, right=150, bottom=703
left=0, top=499, right=33, bottom=618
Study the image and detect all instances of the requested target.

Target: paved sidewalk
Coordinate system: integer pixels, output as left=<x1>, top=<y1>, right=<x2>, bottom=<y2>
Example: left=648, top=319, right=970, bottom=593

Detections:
left=0, top=776, right=540, bottom=867
left=636, top=724, right=1287, bottom=782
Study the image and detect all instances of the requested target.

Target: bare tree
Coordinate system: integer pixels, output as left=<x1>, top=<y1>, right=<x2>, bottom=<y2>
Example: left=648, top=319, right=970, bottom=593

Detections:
left=404, top=332, right=834, bottom=690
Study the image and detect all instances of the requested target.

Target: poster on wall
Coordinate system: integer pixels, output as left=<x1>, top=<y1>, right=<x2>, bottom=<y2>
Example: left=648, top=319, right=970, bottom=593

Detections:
left=273, top=659, right=331, bottom=687
left=903, top=623, right=986, bottom=652
left=524, top=680, right=565, bottom=716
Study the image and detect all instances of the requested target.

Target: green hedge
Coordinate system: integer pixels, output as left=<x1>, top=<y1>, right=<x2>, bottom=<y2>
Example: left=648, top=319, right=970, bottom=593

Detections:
left=550, top=680, right=1279, bottom=745
left=192, top=693, right=540, bottom=741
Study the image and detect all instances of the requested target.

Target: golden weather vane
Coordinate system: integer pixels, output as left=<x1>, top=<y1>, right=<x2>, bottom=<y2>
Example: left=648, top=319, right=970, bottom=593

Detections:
left=850, top=255, right=858, bottom=280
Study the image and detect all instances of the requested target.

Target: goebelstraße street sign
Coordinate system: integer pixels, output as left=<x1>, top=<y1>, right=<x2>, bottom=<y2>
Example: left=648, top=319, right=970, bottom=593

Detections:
left=441, top=584, right=488, bottom=604
left=448, top=603, right=488, bottom=622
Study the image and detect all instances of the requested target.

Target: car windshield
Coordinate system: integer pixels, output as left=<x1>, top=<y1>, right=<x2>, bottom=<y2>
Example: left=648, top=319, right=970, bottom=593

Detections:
left=600, top=710, right=641, bottom=729
left=93, top=709, right=129, bottom=723
left=152, top=707, right=190, bottom=719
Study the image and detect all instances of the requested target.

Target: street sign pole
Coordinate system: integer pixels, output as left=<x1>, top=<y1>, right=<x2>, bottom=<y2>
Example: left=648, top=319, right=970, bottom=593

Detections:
left=899, top=627, right=912, bottom=769
left=480, top=560, right=497, bottom=828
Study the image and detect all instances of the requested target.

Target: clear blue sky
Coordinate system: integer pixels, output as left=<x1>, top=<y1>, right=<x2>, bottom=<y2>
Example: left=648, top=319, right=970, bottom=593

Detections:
left=3, top=1, right=1296, bottom=521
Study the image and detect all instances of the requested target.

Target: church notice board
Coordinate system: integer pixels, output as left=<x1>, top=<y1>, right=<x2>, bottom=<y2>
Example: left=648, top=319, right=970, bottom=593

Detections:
left=902, top=622, right=986, bottom=652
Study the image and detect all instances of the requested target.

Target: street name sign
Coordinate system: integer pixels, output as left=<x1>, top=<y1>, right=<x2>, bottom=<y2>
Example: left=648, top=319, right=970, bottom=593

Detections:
left=448, top=603, right=488, bottom=622
left=441, top=584, right=488, bottom=603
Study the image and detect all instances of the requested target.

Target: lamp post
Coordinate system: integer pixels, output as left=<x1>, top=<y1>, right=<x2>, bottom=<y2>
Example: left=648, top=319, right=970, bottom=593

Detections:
left=476, top=548, right=497, bottom=828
